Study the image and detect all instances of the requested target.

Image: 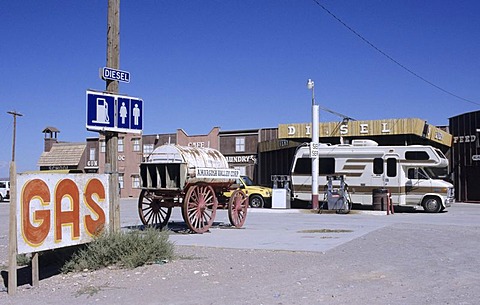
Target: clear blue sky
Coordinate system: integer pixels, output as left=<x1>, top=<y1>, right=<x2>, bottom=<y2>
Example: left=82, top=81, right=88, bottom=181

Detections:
left=1, top=0, right=479, bottom=177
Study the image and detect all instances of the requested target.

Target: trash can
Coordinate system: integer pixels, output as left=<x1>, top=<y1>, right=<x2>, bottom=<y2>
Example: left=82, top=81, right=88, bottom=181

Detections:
left=372, top=188, right=389, bottom=211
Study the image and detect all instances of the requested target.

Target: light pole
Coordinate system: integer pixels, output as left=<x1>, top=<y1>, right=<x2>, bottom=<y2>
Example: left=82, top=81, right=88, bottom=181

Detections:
left=307, top=79, right=319, bottom=210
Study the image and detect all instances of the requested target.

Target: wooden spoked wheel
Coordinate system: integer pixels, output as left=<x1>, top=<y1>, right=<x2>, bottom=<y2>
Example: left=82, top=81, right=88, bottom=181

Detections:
left=182, top=184, right=218, bottom=233
left=228, top=190, right=248, bottom=228
left=138, top=189, right=172, bottom=228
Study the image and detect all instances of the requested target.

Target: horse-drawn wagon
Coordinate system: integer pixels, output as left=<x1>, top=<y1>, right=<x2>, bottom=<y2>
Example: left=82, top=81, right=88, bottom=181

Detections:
left=138, top=144, right=248, bottom=233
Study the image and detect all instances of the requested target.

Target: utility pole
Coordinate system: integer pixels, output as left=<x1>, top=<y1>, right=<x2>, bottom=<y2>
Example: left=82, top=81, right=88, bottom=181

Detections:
left=7, top=111, right=23, bottom=162
left=105, top=0, right=120, bottom=232
left=7, top=110, right=22, bottom=295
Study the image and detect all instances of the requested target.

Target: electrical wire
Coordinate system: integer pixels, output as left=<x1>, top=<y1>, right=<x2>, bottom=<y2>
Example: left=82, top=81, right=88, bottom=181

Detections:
left=312, top=0, right=480, bottom=106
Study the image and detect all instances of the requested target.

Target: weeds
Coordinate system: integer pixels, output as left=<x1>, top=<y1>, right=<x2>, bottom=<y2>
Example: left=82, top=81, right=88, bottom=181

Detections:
left=16, top=253, right=32, bottom=266
left=62, top=228, right=174, bottom=273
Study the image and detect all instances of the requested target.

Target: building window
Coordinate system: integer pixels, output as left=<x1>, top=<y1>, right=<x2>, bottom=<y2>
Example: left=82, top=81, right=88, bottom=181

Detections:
left=133, top=138, right=141, bottom=152
left=119, top=174, right=124, bottom=189
left=235, top=137, right=245, bottom=152
left=233, top=166, right=246, bottom=176
left=100, top=140, right=106, bottom=153
left=89, top=148, right=96, bottom=161
left=118, top=138, right=124, bottom=153
left=143, top=144, right=154, bottom=155
left=132, top=175, right=141, bottom=189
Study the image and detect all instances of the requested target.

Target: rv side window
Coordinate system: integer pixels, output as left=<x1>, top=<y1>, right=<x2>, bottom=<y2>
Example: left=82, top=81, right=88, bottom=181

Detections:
left=293, top=158, right=311, bottom=174
left=386, top=158, right=397, bottom=177
left=405, top=151, right=429, bottom=160
left=373, top=158, right=383, bottom=175
left=319, top=157, right=335, bottom=175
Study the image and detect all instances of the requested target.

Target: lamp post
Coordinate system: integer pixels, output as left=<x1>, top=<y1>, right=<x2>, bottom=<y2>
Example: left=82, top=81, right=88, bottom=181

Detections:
left=307, top=79, right=319, bottom=210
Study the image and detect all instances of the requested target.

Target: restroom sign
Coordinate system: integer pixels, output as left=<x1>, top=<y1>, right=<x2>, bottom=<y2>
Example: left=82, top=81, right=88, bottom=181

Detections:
left=86, top=90, right=143, bottom=134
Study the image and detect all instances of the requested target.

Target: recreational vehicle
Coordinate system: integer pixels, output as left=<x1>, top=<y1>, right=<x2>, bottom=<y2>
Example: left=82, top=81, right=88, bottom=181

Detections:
left=290, top=140, right=454, bottom=213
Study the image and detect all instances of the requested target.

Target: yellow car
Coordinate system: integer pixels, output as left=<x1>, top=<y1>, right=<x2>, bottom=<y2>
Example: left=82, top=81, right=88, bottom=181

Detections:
left=224, top=176, right=272, bottom=208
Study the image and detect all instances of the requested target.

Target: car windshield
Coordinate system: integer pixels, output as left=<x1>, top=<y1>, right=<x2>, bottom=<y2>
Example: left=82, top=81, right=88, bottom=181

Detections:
left=241, top=176, right=254, bottom=186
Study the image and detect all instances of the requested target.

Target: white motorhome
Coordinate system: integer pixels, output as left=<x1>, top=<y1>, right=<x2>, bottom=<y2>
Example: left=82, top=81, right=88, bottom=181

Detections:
left=290, top=140, right=455, bottom=213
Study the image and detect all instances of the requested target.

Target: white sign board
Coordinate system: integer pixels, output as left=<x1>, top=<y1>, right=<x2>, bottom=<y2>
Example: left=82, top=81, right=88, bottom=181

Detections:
left=101, top=67, right=130, bottom=83
left=195, top=168, right=240, bottom=179
left=310, top=142, right=319, bottom=158
left=16, top=173, right=110, bottom=254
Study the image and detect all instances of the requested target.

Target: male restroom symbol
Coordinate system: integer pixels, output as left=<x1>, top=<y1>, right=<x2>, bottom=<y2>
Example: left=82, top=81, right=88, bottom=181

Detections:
left=133, top=103, right=140, bottom=126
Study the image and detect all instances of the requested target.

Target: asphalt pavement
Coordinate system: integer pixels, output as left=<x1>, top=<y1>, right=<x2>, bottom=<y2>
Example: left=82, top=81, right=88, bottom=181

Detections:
left=119, top=198, right=480, bottom=252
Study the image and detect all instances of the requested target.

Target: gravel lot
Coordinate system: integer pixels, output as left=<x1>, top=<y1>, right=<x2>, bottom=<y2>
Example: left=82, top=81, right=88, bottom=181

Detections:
left=1, top=201, right=479, bottom=305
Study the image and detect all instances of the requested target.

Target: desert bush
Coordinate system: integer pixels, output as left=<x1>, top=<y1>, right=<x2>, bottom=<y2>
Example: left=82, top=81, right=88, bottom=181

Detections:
left=62, top=228, right=174, bottom=272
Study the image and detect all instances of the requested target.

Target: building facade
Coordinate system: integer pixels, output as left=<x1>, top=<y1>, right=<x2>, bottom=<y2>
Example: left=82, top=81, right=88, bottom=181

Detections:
left=449, top=110, right=480, bottom=202
left=41, top=117, right=455, bottom=200
left=218, top=128, right=278, bottom=184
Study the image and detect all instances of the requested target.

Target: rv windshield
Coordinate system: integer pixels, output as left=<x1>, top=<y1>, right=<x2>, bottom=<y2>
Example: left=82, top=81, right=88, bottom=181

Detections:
left=423, top=167, right=448, bottom=180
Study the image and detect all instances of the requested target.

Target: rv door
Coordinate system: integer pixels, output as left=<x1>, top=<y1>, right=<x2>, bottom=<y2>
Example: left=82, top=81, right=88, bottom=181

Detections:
left=405, top=167, right=431, bottom=205
left=383, top=154, right=401, bottom=205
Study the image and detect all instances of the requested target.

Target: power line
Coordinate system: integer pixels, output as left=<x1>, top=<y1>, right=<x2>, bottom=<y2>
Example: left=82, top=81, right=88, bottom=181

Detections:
left=312, top=0, right=480, bottom=106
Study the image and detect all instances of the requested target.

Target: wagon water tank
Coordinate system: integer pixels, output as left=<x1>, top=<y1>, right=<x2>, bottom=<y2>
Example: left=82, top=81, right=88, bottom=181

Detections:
left=138, top=144, right=248, bottom=233
left=140, top=144, right=239, bottom=190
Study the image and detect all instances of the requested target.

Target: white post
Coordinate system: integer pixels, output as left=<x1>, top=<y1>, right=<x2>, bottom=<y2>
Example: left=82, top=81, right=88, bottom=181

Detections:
left=307, top=79, right=319, bottom=210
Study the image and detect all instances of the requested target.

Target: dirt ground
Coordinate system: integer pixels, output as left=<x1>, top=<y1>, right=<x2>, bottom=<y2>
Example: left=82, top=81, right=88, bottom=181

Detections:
left=1, top=222, right=480, bottom=305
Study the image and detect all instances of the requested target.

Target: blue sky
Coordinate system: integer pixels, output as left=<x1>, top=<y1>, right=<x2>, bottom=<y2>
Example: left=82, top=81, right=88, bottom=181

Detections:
left=1, top=0, right=479, bottom=177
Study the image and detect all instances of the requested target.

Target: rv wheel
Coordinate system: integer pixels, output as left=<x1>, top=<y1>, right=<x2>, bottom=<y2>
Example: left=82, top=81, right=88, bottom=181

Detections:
left=422, top=196, right=442, bottom=213
left=249, top=195, right=264, bottom=208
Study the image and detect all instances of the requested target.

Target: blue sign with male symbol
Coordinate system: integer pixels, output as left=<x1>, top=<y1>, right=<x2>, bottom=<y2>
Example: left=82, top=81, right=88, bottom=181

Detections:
left=129, top=98, right=143, bottom=130
left=117, top=97, right=143, bottom=130
left=86, top=90, right=143, bottom=134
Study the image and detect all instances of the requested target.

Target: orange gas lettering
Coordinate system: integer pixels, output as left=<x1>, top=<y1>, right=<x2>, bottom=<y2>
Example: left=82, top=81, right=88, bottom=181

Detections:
left=84, top=178, right=106, bottom=236
left=55, top=179, right=80, bottom=242
left=22, top=179, right=51, bottom=246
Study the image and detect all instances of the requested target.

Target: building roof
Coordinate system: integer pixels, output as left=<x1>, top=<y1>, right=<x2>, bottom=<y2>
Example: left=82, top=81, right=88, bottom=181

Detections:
left=42, top=126, right=60, bottom=133
left=37, top=142, right=86, bottom=167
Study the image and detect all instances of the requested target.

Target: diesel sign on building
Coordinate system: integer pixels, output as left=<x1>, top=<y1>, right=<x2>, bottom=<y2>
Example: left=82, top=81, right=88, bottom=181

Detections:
left=278, top=118, right=452, bottom=147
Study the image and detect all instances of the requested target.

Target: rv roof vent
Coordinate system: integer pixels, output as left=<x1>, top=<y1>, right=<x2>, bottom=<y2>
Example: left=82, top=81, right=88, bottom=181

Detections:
left=351, top=139, right=378, bottom=147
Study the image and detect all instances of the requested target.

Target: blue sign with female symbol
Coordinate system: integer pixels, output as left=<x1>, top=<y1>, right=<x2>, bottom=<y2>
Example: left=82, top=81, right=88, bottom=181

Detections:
left=86, top=90, right=143, bottom=134
left=117, top=97, right=143, bottom=131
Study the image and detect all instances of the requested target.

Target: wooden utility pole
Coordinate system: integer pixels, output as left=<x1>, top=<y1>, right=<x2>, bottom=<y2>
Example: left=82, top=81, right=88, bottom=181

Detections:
left=7, top=110, right=23, bottom=295
left=105, top=0, right=120, bottom=232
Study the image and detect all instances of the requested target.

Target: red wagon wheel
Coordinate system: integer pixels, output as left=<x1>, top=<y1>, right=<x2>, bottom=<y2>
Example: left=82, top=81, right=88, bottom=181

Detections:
left=183, top=184, right=218, bottom=233
left=138, top=189, right=172, bottom=228
left=228, top=189, right=248, bottom=228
